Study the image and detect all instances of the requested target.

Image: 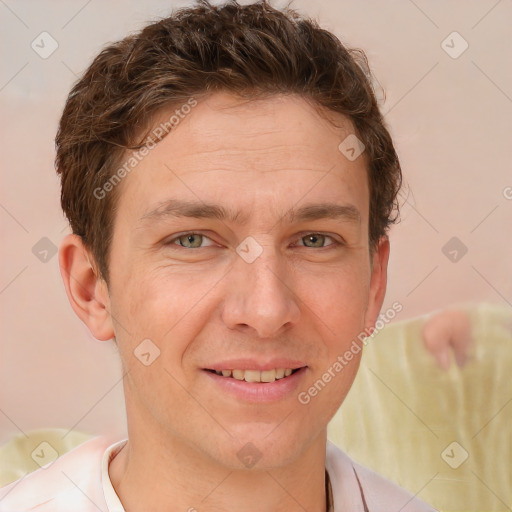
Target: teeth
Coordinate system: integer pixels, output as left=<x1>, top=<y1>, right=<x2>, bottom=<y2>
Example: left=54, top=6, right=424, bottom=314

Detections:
left=232, top=369, right=245, bottom=380
left=212, top=368, right=298, bottom=383
left=261, top=369, right=276, bottom=382
left=244, top=369, right=261, bottom=383
left=275, top=368, right=285, bottom=379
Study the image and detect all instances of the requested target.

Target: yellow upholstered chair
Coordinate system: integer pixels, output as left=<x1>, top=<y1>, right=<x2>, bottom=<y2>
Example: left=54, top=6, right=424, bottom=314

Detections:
left=0, top=428, right=93, bottom=487
left=328, top=302, right=512, bottom=512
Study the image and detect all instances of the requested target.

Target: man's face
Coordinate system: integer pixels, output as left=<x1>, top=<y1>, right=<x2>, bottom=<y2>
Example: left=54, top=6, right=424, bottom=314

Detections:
left=104, top=92, right=388, bottom=468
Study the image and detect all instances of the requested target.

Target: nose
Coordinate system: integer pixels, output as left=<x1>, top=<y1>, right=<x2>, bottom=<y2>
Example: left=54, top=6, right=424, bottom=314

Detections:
left=220, top=245, right=301, bottom=338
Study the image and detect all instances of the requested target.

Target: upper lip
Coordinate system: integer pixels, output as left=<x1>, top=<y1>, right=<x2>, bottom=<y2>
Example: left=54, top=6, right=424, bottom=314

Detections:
left=204, top=359, right=308, bottom=372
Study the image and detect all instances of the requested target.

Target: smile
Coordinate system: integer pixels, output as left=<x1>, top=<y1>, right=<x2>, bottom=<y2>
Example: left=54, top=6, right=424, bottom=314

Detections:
left=205, top=368, right=302, bottom=383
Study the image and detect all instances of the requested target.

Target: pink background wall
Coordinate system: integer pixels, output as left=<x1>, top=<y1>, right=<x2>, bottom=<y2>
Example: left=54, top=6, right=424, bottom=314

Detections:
left=1, top=0, right=511, bottom=444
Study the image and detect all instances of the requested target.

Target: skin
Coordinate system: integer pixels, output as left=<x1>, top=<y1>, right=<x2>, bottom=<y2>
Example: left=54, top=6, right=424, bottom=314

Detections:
left=59, top=92, right=389, bottom=512
left=422, top=309, right=472, bottom=370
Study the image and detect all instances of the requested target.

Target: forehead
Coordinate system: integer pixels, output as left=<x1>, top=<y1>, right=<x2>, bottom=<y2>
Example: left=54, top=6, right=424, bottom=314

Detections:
left=114, top=92, right=369, bottom=225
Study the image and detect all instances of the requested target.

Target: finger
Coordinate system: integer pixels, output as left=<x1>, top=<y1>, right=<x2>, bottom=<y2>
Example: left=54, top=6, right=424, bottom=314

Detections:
left=435, top=348, right=451, bottom=371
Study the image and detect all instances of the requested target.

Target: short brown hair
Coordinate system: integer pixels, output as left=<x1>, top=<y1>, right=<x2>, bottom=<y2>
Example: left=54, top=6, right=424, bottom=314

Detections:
left=55, top=0, right=402, bottom=283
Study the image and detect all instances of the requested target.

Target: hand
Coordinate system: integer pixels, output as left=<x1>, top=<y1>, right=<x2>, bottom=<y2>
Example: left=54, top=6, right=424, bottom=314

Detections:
left=421, top=309, right=472, bottom=370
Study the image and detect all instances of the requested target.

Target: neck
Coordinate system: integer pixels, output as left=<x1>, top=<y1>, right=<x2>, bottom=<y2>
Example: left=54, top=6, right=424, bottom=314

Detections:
left=109, top=419, right=329, bottom=512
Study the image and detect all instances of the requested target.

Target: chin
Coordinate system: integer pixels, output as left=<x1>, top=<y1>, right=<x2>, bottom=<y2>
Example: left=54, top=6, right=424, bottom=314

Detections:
left=205, top=422, right=314, bottom=471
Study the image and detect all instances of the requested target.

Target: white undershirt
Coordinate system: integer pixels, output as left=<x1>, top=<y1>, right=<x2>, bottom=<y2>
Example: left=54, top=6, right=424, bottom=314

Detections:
left=101, top=439, right=128, bottom=512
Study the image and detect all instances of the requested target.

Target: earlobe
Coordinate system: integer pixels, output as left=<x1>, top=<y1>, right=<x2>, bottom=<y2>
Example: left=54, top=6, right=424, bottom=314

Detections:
left=58, top=234, right=115, bottom=341
left=363, top=236, right=390, bottom=334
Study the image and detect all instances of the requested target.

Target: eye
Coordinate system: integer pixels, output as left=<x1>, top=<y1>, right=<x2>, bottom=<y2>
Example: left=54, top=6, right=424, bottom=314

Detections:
left=169, top=233, right=215, bottom=249
left=297, top=233, right=338, bottom=248
left=165, top=232, right=340, bottom=250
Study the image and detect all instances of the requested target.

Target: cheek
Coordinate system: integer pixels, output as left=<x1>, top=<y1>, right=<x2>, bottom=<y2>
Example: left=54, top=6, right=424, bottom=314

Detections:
left=113, top=268, right=220, bottom=357
left=299, top=263, right=370, bottom=404
left=109, top=271, right=203, bottom=413
left=302, top=262, right=371, bottom=330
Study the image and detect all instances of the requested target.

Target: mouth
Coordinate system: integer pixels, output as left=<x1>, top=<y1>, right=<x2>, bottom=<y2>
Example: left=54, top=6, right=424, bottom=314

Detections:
left=204, top=367, right=305, bottom=383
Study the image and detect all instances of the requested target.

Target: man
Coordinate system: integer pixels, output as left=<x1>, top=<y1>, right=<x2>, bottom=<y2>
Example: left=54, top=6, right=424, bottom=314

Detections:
left=0, top=1, right=437, bottom=510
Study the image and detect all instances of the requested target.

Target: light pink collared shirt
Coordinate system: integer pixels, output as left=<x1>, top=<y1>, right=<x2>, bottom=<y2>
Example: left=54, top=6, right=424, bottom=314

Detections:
left=0, top=436, right=437, bottom=511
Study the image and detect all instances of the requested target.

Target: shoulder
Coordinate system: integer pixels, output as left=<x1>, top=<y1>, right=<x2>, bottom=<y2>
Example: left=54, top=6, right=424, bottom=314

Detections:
left=0, top=435, right=120, bottom=512
left=326, top=440, right=438, bottom=512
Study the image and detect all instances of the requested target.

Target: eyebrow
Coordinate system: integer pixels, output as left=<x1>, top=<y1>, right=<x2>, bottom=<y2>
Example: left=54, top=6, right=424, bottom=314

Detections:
left=138, top=199, right=361, bottom=226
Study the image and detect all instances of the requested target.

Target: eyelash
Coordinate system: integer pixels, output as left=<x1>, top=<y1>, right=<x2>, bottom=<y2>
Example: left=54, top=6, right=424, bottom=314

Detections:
left=166, top=232, right=341, bottom=250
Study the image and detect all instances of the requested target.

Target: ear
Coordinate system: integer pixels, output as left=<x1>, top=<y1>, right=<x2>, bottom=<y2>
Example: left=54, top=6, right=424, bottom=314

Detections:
left=58, top=234, right=115, bottom=341
left=363, top=235, right=390, bottom=334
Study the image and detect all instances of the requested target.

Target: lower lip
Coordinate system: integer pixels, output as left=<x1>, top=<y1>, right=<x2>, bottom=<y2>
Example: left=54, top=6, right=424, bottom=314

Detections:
left=202, top=367, right=308, bottom=403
